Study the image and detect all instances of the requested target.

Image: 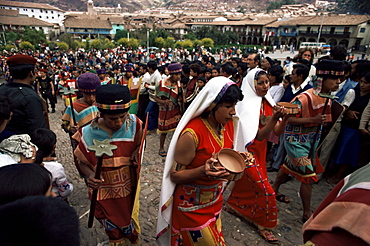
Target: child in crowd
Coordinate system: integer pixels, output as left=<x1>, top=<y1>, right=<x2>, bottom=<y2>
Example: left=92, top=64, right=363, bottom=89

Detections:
left=0, top=164, right=80, bottom=245
left=196, top=76, right=207, bottom=92
left=282, top=75, right=291, bottom=89
left=204, top=68, right=212, bottom=81
left=0, top=134, right=37, bottom=167
left=30, top=128, right=73, bottom=199
left=0, top=163, right=54, bottom=205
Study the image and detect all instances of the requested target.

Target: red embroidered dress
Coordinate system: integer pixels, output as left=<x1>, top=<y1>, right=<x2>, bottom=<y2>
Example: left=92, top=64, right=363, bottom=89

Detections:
left=171, top=117, right=234, bottom=245
left=226, top=99, right=278, bottom=230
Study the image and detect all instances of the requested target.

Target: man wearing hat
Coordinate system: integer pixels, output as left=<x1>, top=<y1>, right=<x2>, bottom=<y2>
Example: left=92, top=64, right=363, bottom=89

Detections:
left=62, top=72, right=100, bottom=135
left=36, top=68, right=55, bottom=113
left=0, top=55, right=47, bottom=134
left=62, top=72, right=101, bottom=175
left=73, top=84, right=143, bottom=245
left=97, top=69, right=110, bottom=85
left=117, top=65, right=134, bottom=86
left=272, top=60, right=345, bottom=222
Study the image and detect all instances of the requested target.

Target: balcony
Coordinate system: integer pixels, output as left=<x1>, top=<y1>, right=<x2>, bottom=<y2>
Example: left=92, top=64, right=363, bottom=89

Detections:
left=247, top=32, right=262, bottom=36
left=299, top=31, right=350, bottom=38
left=320, top=31, right=351, bottom=38
left=279, top=32, right=297, bottom=37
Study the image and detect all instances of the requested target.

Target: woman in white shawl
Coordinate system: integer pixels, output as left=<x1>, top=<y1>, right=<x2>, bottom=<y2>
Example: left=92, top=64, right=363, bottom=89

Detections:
left=226, top=69, right=290, bottom=244
left=156, top=77, right=243, bottom=245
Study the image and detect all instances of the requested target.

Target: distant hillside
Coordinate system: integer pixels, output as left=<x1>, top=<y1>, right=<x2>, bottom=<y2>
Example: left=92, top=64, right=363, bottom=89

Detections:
left=6, top=0, right=315, bottom=12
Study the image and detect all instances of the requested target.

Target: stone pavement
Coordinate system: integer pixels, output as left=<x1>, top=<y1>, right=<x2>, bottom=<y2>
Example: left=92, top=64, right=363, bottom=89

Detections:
left=49, top=99, right=335, bottom=246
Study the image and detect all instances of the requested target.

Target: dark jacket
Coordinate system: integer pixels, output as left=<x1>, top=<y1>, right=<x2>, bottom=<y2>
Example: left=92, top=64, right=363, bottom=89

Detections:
left=0, top=82, right=47, bottom=134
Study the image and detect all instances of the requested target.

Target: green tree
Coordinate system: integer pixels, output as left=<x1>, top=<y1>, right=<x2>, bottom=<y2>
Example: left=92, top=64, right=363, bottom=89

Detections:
left=182, top=39, right=194, bottom=48
left=117, top=38, right=139, bottom=49
left=193, top=39, right=202, bottom=47
left=90, top=39, right=102, bottom=50
left=164, top=36, right=175, bottom=48
left=101, top=38, right=115, bottom=49
left=184, top=31, right=197, bottom=40
left=74, top=40, right=86, bottom=49
left=5, top=44, right=16, bottom=51
left=58, top=41, right=69, bottom=51
left=59, top=33, right=77, bottom=50
left=5, top=32, right=18, bottom=43
left=22, top=27, right=46, bottom=45
left=114, top=29, right=128, bottom=42
left=117, top=38, right=130, bottom=47
left=128, top=38, right=139, bottom=49
left=202, top=38, right=214, bottom=47
left=174, top=41, right=183, bottom=48
left=154, top=37, right=165, bottom=48
left=47, top=41, right=57, bottom=50
left=19, top=41, right=34, bottom=50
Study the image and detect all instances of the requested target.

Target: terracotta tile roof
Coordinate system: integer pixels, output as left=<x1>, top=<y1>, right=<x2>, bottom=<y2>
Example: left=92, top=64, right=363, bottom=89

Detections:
left=265, top=16, right=315, bottom=27
left=107, top=17, right=126, bottom=24
left=0, top=0, right=65, bottom=12
left=299, top=15, right=370, bottom=26
left=64, top=17, right=112, bottom=29
left=0, top=8, right=17, bottom=16
left=0, top=15, right=54, bottom=26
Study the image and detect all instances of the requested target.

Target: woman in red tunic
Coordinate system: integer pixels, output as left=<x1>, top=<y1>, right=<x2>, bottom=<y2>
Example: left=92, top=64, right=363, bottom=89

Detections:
left=226, top=69, right=290, bottom=244
left=155, top=63, right=183, bottom=157
left=156, top=77, right=243, bottom=245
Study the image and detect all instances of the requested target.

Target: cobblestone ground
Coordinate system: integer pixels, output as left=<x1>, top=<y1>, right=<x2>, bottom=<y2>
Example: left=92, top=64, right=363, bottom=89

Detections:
left=50, top=99, right=335, bottom=246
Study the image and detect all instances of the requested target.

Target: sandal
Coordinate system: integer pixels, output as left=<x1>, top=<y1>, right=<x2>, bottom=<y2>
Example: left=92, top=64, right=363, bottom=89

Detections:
left=159, top=150, right=167, bottom=157
left=276, top=194, right=290, bottom=203
left=258, top=229, right=279, bottom=244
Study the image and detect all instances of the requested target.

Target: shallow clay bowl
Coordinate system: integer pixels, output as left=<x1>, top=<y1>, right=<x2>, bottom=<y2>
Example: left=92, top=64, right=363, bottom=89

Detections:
left=213, top=148, right=245, bottom=181
left=277, top=102, right=300, bottom=115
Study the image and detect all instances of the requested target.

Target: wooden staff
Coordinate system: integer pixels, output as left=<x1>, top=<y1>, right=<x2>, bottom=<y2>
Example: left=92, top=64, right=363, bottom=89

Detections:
left=308, top=93, right=338, bottom=163
left=86, top=139, right=117, bottom=228
left=60, top=86, right=79, bottom=126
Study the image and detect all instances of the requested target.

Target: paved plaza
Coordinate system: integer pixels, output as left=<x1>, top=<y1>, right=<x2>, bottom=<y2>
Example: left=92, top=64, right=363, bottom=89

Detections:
left=48, top=95, right=336, bottom=246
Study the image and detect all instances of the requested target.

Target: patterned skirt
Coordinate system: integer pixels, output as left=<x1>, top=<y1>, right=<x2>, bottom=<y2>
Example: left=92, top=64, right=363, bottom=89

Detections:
left=226, top=162, right=278, bottom=230
left=158, top=104, right=181, bottom=134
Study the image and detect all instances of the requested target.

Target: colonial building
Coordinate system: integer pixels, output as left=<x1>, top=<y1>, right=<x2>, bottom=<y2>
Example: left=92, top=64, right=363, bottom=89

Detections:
left=64, top=15, right=112, bottom=40
left=0, top=9, right=56, bottom=40
left=265, top=14, right=370, bottom=50
left=187, top=16, right=277, bottom=45
left=0, top=0, right=65, bottom=27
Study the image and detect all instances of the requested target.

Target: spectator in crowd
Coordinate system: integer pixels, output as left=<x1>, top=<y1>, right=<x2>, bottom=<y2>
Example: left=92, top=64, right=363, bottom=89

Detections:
left=0, top=55, right=47, bottom=134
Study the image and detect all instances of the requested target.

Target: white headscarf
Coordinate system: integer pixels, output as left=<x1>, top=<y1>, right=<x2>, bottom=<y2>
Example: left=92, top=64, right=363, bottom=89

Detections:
left=234, top=68, right=276, bottom=151
left=0, top=134, right=37, bottom=163
left=156, top=76, right=238, bottom=245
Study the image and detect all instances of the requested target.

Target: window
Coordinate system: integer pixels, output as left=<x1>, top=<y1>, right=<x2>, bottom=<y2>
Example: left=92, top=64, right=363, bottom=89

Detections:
left=40, top=9, right=42, bottom=13
left=51, top=11, right=53, bottom=13
left=31, top=9, right=33, bottom=12
left=39, top=27, right=42, bottom=30
left=39, top=16, right=42, bottom=18
left=52, top=16, right=54, bottom=19
left=32, top=15, right=35, bottom=17
left=360, top=28, right=366, bottom=33
left=45, top=10, right=48, bottom=13
left=46, top=16, right=49, bottom=19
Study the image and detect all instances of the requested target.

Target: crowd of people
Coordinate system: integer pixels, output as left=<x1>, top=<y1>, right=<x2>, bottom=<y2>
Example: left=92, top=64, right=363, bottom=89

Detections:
left=0, top=44, right=370, bottom=246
